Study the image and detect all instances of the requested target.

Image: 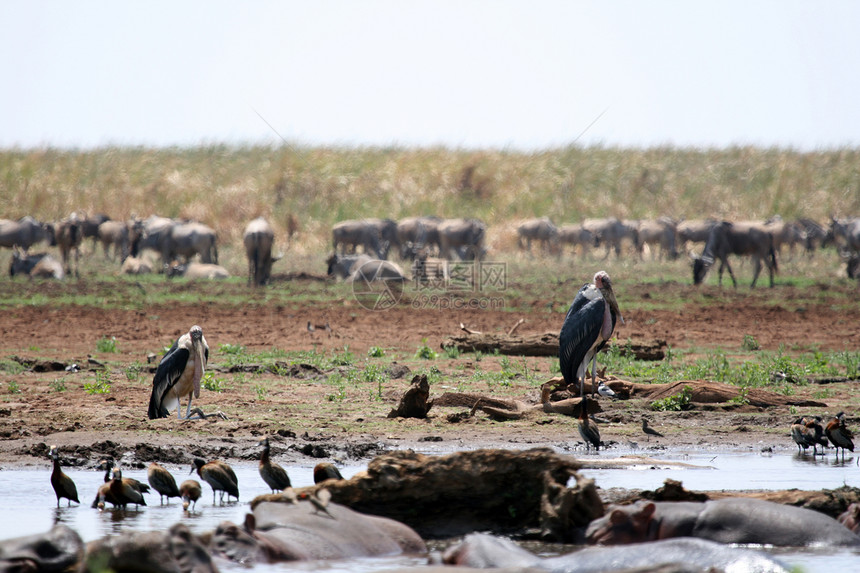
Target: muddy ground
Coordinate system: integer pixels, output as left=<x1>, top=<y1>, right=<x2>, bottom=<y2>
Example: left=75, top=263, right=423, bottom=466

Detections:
left=1, top=279, right=858, bottom=471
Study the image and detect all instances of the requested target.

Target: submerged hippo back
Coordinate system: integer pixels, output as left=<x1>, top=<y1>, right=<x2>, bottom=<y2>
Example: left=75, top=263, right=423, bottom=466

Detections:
left=694, top=498, right=860, bottom=547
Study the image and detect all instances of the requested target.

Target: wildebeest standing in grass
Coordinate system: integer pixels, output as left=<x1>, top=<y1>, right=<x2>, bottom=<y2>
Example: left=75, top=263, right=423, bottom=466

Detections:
left=557, top=224, right=597, bottom=258
left=0, top=216, right=52, bottom=251
left=830, top=216, right=860, bottom=253
left=243, top=217, right=280, bottom=286
left=331, top=219, right=387, bottom=259
left=437, top=218, right=486, bottom=260
left=51, top=213, right=83, bottom=277
left=582, top=217, right=638, bottom=259
left=635, top=217, right=678, bottom=260
left=80, top=213, right=111, bottom=251
left=692, top=221, right=778, bottom=288
left=9, top=247, right=65, bottom=279
left=677, top=219, right=718, bottom=253
left=98, top=218, right=143, bottom=262
left=396, top=215, right=442, bottom=259
left=516, top=217, right=559, bottom=255
left=168, top=221, right=219, bottom=264
left=764, top=215, right=806, bottom=260
left=137, top=215, right=176, bottom=264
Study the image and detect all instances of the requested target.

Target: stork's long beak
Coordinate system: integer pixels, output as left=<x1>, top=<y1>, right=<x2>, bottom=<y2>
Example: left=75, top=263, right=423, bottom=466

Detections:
left=191, top=336, right=205, bottom=399
left=604, top=287, right=625, bottom=325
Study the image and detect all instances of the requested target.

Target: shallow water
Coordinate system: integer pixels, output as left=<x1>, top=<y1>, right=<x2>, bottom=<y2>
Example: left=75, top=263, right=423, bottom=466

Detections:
left=8, top=449, right=860, bottom=571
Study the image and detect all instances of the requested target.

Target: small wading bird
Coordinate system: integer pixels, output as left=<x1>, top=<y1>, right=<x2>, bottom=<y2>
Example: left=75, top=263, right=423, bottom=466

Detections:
left=801, top=417, right=828, bottom=455
left=642, top=418, right=664, bottom=440
left=258, top=437, right=291, bottom=493
left=179, top=479, right=202, bottom=511
left=313, top=462, right=344, bottom=484
left=790, top=417, right=810, bottom=453
left=192, top=458, right=239, bottom=504
left=147, top=461, right=181, bottom=505
left=148, top=325, right=218, bottom=420
left=577, top=395, right=601, bottom=452
left=559, top=271, right=624, bottom=398
left=49, top=445, right=79, bottom=507
left=93, top=459, right=150, bottom=509
left=825, top=412, right=855, bottom=459
left=109, top=467, right=147, bottom=509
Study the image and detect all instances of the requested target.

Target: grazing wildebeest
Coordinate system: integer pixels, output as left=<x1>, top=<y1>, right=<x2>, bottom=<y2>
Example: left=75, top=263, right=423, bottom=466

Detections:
left=635, top=217, right=678, bottom=260
left=120, top=256, right=153, bottom=275
left=396, top=216, right=442, bottom=259
left=0, top=216, right=52, bottom=251
left=51, top=214, right=83, bottom=277
left=9, top=247, right=64, bottom=279
left=437, top=218, right=486, bottom=260
left=692, top=221, right=778, bottom=288
left=80, top=213, right=111, bottom=251
left=346, top=259, right=407, bottom=284
left=582, top=217, right=638, bottom=259
left=764, top=216, right=805, bottom=260
left=326, top=253, right=373, bottom=280
left=677, top=219, right=717, bottom=253
left=557, top=224, right=598, bottom=258
left=167, top=221, right=219, bottom=264
left=166, top=261, right=230, bottom=280
left=243, top=217, right=280, bottom=286
left=830, top=216, right=860, bottom=253
left=516, top=217, right=559, bottom=254
left=97, top=219, right=142, bottom=262
left=331, top=219, right=386, bottom=259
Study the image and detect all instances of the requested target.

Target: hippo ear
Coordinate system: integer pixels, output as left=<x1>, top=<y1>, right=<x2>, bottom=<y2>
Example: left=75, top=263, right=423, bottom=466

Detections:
left=636, top=502, right=657, bottom=520
left=609, top=509, right=628, bottom=525
left=243, top=513, right=256, bottom=534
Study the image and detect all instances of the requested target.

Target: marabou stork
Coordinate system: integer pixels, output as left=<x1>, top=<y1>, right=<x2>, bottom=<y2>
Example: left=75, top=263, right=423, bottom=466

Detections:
left=148, top=325, right=211, bottom=420
left=559, top=271, right=624, bottom=397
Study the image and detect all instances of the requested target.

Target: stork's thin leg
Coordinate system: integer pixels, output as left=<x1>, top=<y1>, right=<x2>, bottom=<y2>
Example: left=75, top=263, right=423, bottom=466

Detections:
left=184, top=394, right=194, bottom=419
left=591, top=355, right=598, bottom=397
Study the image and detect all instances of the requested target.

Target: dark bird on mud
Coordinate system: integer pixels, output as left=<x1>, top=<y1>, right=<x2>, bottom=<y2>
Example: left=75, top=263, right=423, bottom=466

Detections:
left=258, top=437, right=291, bottom=493
left=148, top=325, right=211, bottom=420
left=313, top=462, right=345, bottom=484
left=801, top=417, right=828, bottom=455
left=559, top=271, right=623, bottom=398
left=49, top=445, right=79, bottom=507
left=642, top=418, right=664, bottom=440
left=179, top=479, right=202, bottom=511
left=147, top=461, right=181, bottom=504
left=109, top=467, right=147, bottom=508
left=577, top=395, right=601, bottom=452
left=192, top=458, right=239, bottom=504
left=826, top=412, right=855, bottom=459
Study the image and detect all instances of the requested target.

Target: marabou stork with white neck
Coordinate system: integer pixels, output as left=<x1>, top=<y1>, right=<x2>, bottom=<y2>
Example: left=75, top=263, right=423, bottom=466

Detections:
left=559, top=271, right=624, bottom=397
left=148, top=325, right=213, bottom=420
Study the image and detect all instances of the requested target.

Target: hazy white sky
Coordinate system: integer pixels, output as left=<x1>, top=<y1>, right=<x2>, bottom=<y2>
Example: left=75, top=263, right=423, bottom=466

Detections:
left=3, top=0, right=860, bottom=150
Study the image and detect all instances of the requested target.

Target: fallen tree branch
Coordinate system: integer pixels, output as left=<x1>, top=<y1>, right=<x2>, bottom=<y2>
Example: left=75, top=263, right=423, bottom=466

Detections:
left=440, top=332, right=667, bottom=360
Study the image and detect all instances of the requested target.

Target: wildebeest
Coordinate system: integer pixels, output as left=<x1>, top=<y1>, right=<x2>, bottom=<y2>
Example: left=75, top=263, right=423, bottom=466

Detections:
left=80, top=213, right=111, bottom=251
left=396, top=216, right=442, bottom=259
left=243, top=217, right=280, bottom=286
left=346, top=259, right=407, bottom=284
left=764, top=216, right=805, bottom=260
left=677, top=219, right=717, bottom=253
left=51, top=213, right=83, bottom=277
left=635, top=217, right=678, bottom=260
left=9, top=247, right=64, bottom=279
left=830, top=216, right=860, bottom=253
left=692, top=221, right=778, bottom=288
left=0, top=216, right=52, bottom=251
left=97, top=218, right=143, bottom=262
left=326, top=253, right=373, bottom=280
left=136, top=215, right=176, bottom=262
left=331, top=219, right=387, bottom=259
left=168, top=221, right=219, bottom=264
left=582, top=217, right=638, bottom=258
left=557, top=224, right=598, bottom=258
left=166, top=262, right=230, bottom=280
left=796, top=217, right=830, bottom=254
left=516, top=217, right=558, bottom=254
left=437, top=218, right=486, bottom=260
left=120, top=256, right=153, bottom=275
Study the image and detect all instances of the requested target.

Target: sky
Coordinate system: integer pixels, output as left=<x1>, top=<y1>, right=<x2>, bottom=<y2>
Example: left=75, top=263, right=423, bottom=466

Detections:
left=3, top=0, right=860, bottom=151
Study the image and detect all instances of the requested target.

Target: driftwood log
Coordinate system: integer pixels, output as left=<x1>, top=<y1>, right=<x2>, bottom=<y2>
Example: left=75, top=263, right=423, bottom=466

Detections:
left=251, top=448, right=604, bottom=541
left=440, top=332, right=666, bottom=360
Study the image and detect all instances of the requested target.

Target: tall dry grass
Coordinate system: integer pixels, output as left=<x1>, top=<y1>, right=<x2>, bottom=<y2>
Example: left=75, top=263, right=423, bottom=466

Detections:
left=1, top=144, right=858, bottom=251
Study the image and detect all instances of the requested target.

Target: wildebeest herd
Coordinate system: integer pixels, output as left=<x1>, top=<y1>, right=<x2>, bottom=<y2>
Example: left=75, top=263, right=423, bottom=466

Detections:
left=2, top=212, right=859, bottom=286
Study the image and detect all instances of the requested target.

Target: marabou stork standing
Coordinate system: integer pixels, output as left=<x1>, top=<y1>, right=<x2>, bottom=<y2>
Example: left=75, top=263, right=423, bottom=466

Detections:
left=148, top=325, right=211, bottom=420
left=559, top=271, right=624, bottom=397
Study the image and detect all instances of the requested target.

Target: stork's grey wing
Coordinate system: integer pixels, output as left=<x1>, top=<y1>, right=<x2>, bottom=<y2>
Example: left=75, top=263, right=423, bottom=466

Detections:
left=559, top=291, right=605, bottom=385
left=148, top=346, right=190, bottom=419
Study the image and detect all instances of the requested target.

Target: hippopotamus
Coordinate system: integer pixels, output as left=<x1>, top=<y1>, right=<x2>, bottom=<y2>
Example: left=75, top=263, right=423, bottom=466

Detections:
left=838, top=502, right=860, bottom=534
left=0, top=525, right=84, bottom=572
left=586, top=498, right=860, bottom=547
left=81, top=523, right=217, bottom=573
left=442, top=532, right=790, bottom=572
left=210, top=499, right=426, bottom=564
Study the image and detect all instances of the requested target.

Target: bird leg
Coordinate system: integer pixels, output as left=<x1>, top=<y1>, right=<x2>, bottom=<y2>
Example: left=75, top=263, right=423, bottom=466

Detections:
left=183, top=394, right=195, bottom=419
left=591, top=355, right=598, bottom=397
